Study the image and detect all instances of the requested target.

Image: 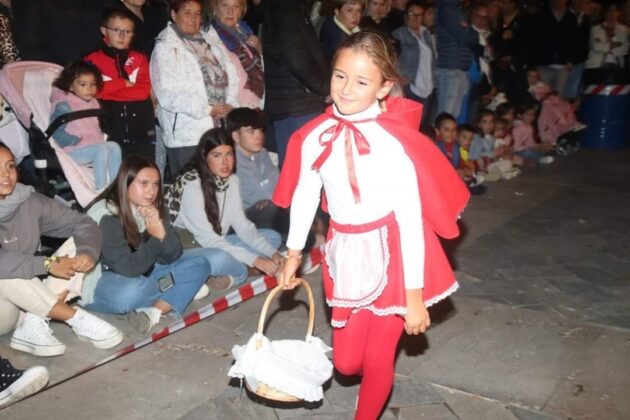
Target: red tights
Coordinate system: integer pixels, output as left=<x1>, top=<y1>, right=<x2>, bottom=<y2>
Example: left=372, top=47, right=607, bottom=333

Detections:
left=333, top=310, right=405, bottom=420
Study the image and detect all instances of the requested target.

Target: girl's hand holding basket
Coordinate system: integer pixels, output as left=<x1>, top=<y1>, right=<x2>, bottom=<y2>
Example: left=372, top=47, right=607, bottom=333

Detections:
left=278, top=250, right=302, bottom=290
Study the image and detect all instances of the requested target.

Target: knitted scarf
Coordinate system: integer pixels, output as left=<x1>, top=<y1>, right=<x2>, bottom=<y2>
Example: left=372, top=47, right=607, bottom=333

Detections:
left=171, top=22, right=228, bottom=108
left=165, top=169, right=230, bottom=224
left=212, top=19, right=264, bottom=99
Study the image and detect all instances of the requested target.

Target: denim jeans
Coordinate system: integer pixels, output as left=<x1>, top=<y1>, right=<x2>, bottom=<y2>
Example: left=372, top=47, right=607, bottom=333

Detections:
left=86, top=255, right=210, bottom=315
left=67, top=142, right=122, bottom=190
left=514, top=149, right=544, bottom=161
left=272, top=113, right=319, bottom=167
left=538, top=66, right=570, bottom=98
left=563, top=62, right=584, bottom=99
left=435, top=68, right=470, bottom=119
left=184, top=228, right=282, bottom=286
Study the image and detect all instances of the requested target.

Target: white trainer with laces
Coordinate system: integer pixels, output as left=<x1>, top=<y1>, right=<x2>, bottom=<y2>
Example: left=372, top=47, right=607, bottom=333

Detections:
left=539, top=155, right=555, bottom=164
left=10, top=313, right=66, bottom=357
left=66, top=308, right=124, bottom=349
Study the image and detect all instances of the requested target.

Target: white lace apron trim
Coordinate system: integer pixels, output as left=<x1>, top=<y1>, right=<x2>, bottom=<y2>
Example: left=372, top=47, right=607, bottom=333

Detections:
left=324, top=222, right=390, bottom=309
left=330, top=282, right=460, bottom=328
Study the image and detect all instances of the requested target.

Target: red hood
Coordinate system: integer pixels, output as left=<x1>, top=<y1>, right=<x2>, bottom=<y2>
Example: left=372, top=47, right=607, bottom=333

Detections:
left=273, top=97, right=469, bottom=239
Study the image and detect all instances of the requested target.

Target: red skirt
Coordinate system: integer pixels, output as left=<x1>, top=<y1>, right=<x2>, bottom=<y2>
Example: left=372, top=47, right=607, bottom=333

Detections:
left=322, top=212, right=459, bottom=328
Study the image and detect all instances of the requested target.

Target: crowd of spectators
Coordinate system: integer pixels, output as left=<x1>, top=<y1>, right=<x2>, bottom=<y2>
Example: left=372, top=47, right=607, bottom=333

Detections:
left=0, top=0, right=629, bottom=407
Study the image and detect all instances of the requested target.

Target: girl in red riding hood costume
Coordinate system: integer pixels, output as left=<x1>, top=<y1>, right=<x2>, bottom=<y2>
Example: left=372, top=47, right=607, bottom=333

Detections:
left=274, top=31, right=469, bottom=419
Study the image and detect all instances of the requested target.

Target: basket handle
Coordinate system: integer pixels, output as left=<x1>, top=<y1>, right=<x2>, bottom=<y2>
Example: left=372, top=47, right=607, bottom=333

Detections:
left=256, top=278, right=315, bottom=350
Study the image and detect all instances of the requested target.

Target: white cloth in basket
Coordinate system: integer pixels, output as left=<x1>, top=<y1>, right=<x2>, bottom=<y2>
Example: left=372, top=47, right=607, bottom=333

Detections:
left=228, top=333, right=333, bottom=402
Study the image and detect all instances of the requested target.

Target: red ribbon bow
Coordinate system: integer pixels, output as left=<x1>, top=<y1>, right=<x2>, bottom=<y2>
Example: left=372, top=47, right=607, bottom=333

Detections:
left=311, top=115, right=374, bottom=203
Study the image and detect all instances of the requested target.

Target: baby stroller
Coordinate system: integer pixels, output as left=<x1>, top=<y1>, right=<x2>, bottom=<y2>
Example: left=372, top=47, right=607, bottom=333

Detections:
left=0, top=61, right=107, bottom=207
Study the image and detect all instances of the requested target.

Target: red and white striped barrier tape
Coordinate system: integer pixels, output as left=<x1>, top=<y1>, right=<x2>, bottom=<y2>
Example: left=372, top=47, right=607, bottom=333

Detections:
left=583, top=84, right=630, bottom=95
left=44, top=246, right=324, bottom=391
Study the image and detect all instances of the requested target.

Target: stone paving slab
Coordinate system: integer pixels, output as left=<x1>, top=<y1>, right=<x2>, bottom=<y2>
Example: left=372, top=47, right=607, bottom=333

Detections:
left=433, top=385, right=520, bottom=420
left=2, top=149, right=630, bottom=419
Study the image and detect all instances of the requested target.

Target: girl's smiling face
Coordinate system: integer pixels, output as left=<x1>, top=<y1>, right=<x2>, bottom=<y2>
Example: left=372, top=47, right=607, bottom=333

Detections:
left=0, top=147, right=18, bottom=199
left=330, top=48, right=393, bottom=116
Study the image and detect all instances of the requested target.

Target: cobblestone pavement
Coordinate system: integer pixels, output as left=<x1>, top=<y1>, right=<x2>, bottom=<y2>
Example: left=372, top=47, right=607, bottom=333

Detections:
left=1, top=149, right=629, bottom=420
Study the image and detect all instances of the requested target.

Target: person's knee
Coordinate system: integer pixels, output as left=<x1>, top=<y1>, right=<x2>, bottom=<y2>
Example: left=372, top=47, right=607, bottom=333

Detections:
left=174, top=256, right=211, bottom=283
left=261, top=229, right=282, bottom=250
left=0, top=303, right=20, bottom=335
left=107, top=281, right=156, bottom=313
left=333, top=350, right=362, bottom=376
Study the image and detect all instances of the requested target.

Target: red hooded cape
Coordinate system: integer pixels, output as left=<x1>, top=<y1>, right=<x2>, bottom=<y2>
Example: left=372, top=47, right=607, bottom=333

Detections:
left=272, top=97, right=470, bottom=306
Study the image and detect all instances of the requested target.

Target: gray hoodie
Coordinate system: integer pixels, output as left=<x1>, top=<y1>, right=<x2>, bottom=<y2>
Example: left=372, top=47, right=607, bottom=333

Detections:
left=0, top=183, right=101, bottom=279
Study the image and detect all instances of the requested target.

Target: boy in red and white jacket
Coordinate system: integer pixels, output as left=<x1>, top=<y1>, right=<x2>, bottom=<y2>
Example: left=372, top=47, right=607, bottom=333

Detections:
left=85, top=8, right=155, bottom=159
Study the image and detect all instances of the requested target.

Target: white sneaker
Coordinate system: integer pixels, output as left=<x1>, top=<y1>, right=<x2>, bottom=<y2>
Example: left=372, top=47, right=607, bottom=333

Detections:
left=539, top=155, right=555, bottom=164
left=10, top=313, right=66, bottom=357
left=572, top=123, right=587, bottom=132
left=0, top=360, right=49, bottom=408
left=66, top=308, right=123, bottom=349
left=193, top=284, right=210, bottom=300
left=127, top=307, right=162, bottom=333
left=502, top=168, right=521, bottom=180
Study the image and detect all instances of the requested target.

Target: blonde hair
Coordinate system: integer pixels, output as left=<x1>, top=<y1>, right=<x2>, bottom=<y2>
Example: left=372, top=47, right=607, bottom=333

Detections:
left=210, top=0, right=247, bottom=20
left=333, top=31, right=402, bottom=87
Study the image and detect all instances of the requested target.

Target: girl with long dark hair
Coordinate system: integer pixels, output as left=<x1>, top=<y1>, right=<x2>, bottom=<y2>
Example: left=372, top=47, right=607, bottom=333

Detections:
left=83, top=155, right=211, bottom=333
left=165, top=128, right=283, bottom=290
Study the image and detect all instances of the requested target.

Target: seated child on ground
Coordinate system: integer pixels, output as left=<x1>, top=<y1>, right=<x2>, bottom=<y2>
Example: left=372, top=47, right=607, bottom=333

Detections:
left=471, top=109, right=519, bottom=180
left=495, top=102, right=516, bottom=127
left=511, top=103, right=555, bottom=165
left=468, top=110, right=496, bottom=173
left=0, top=142, right=123, bottom=357
left=50, top=61, right=122, bottom=190
left=526, top=67, right=586, bottom=146
left=226, top=108, right=321, bottom=250
left=435, top=115, right=485, bottom=194
left=456, top=124, right=478, bottom=180
left=434, top=112, right=461, bottom=168
left=494, top=117, right=524, bottom=169
left=85, top=8, right=155, bottom=159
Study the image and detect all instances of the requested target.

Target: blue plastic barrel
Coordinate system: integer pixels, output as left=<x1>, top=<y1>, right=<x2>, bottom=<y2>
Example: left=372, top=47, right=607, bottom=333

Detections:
left=578, top=84, right=630, bottom=149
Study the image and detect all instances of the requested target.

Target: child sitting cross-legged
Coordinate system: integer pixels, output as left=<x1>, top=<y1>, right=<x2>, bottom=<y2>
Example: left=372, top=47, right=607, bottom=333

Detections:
left=526, top=67, right=585, bottom=151
left=494, top=117, right=524, bottom=168
left=227, top=107, right=321, bottom=254
left=470, top=109, right=519, bottom=181
left=434, top=113, right=485, bottom=194
left=457, top=124, right=486, bottom=195
left=512, top=103, right=555, bottom=165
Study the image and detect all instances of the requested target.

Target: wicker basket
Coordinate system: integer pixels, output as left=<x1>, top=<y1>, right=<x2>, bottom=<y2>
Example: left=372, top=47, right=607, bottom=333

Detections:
left=244, top=278, right=315, bottom=403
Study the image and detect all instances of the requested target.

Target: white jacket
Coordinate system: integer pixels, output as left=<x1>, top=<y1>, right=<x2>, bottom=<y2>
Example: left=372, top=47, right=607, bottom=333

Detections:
left=150, top=23, right=240, bottom=148
left=585, top=23, right=629, bottom=69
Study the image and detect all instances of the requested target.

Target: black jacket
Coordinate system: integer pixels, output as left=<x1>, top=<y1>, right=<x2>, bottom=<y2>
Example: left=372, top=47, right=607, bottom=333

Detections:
left=490, top=12, right=533, bottom=71
left=261, top=0, right=329, bottom=121
left=532, top=7, right=580, bottom=66
left=13, top=0, right=104, bottom=65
